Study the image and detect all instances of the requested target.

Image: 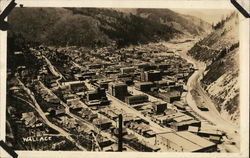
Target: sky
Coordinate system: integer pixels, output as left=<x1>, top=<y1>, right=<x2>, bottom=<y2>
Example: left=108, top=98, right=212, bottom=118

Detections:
left=172, top=9, right=235, bottom=24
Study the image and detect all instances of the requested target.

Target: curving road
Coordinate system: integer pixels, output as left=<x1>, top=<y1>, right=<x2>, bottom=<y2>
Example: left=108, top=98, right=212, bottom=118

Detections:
left=173, top=42, right=240, bottom=152
left=16, top=78, right=87, bottom=151
left=42, top=55, right=64, bottom=86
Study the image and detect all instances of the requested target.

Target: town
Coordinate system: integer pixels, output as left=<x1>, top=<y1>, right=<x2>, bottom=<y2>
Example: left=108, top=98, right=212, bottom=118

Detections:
left=7, top=41, right=227, bottom=152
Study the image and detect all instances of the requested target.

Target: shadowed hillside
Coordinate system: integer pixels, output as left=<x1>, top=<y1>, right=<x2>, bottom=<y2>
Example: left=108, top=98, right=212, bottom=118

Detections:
left=8, top=8, right=212, bottom=50
left=8, top=8, right=180, bottom=49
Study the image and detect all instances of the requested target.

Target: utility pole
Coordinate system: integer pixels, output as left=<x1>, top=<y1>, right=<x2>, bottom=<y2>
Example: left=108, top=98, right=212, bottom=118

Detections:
left=118, top=114, right=123, bottom=152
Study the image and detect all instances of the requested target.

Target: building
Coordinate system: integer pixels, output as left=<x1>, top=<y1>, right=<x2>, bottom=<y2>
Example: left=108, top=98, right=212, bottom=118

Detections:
left=82, top=72, right=96, bottom=78
left=159, top=91, right=181, bottom=103
left=135, top=82, right=154, bottom=92
left=93, top=118, right=112, bottom=130
left=21, top=112, right=44, bottom=128
left=120, top=67, right=135, bottom=74
left=152, top=101, right=167, bottom=114
left=57, top=116, right=77, bottom=129
left=155, top=80, right=168, bottom=88
left=158, top=64, right=171, bottom=70
left=173, top=101, right=187, bottom=110
left=159, top=111, right=202, bottom=131
left=66, top=98, right=80, bottom=106
left=86, top=88, right=106, bottom=101
left=87, top=64, right=102, bottom=69
left=155, top=131, right=217, bottom=152
left=141, top=65, right=158, bottom=71
left=188, top=126, right=199, bottom=133
left=143, top=130, right=156, bottom=138
left=167, top=80, right=176, bottom=86
left=125, top=95, right=149, bottom=105
left=62, top=81, right=86, bottom=92
left=197, top=128, right=223, bottom=138
left=209, top=136, right=222, bottom=144
left=169, top=85, right=183, bottom=92
left=95, top=80, right=112, bottom=90
left=123, top=115, right=135, bottom=126
left=141, top=70, right=162, bottom=82
left=171, top=119, right=201, bottom=131
left=69, top=102, right=83, bottom=111
left=108, top=82, right=129, bottom=100
left=80, top=108, right=98, bottom=121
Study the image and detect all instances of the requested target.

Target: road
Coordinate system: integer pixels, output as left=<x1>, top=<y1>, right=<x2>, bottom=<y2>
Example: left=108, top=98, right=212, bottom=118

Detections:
left=180, top=52, right=240, bottom=151
left=128, top=86, right=164, bottom=103
left=38, top=80, right=137, bottom=151
left=83, top=81, right=173, bottom=134
left=107, top=94, right=173, bottom=134
left=162, top=40, right=240, bottom=151
left=16, top=78, right=87, bottom=151
left=42, top=55, right=64, bottom=86
left=38, top=57, right=136, bottom=151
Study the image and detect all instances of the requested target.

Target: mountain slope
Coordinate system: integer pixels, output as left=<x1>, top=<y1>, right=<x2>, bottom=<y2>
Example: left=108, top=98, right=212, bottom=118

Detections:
left=135, top=9, right=212, bottom=36
left=8, top=8, right=180, bottom=48
left=8, top=8, right=212, bottom=49
left=187, top=12, right=239, bottom=124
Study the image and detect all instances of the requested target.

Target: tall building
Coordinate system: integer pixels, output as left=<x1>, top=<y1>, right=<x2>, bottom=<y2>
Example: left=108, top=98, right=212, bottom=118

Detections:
left=108, top=82, right=128, bottom=100
left=141, top=70, right=162, bottom=82
left=153, top=101, right=167, bottom=114
left=86, top=88, right=106, bottom=101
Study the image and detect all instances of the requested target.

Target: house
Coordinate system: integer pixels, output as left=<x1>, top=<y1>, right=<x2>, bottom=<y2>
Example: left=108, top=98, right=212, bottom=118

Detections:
left=21, top=112, right=44, bottom=128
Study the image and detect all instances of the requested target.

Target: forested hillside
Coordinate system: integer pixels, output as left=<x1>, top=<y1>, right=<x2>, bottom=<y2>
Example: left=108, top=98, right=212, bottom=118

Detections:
left=8, top=8, right=178, bottom=49
left=8, top=8, right=211, bottom=50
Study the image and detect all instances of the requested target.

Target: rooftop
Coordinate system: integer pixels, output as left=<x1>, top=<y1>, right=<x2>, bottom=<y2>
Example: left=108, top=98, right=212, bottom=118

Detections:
left=135, top=82, right=154, bottom=86
left=109, top=82, right=127, bottom=87
left=125, top=94, right=148, bottom=100
left=158, top=131, right=215, bottom=152
left=173, top=115, right=194, bottom=122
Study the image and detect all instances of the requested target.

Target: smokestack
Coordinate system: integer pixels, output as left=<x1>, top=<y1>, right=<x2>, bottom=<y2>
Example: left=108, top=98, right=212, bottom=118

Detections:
left=118, top=114, right=123, bottom=152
